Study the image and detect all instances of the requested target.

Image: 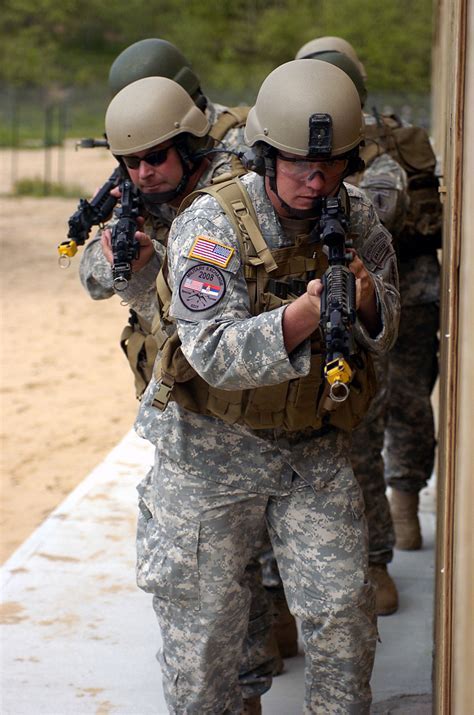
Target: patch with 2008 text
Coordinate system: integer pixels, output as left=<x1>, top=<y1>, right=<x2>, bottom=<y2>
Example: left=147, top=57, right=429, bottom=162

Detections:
left=179, top=264, right=226, bottom=312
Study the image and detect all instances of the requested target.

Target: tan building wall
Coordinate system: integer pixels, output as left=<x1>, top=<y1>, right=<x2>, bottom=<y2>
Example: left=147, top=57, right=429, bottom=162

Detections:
left=432, top=0, right=473, bottom=712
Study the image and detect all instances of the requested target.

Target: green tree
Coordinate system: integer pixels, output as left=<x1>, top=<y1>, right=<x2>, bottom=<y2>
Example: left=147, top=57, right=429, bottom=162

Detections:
left=0, top=0, right=433, bottom=95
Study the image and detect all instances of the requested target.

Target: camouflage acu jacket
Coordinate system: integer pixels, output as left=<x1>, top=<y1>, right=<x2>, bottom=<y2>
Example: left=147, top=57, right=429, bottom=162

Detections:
left=133, top=172, right=400, bottom=493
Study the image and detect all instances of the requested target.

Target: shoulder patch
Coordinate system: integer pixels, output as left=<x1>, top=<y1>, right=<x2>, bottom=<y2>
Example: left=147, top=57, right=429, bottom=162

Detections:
left=363, top=229, right=395, bottom=269
left=179, top=264, right=226, bottom=311
left=188, top=235, right=234, bottom=268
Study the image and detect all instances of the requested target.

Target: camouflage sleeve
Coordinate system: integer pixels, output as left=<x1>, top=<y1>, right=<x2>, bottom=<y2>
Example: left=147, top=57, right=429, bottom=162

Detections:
left=359, top=153, right=409, bottom=235
left=348, top=186, right=400, bottom=354
left=78, top=220, right=162, bottom=323
left=79, top=231, right=114, bottom=300
left=115, top=249, right=162, bottom=324
left=167, top=198, right=310, bottom=389
left=220, top=125, right=248, bottom=156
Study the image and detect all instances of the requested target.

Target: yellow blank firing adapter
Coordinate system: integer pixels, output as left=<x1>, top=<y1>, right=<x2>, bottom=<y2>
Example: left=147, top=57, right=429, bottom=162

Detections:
left=325, top=357, right=353, bottom=402
left=57, top=240, right=78, bottom=268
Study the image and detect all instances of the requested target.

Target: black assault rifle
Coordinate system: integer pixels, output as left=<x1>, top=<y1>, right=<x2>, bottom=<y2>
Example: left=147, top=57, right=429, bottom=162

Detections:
left=110, top=179, right=141, bottom=292
left=319, top=196, right=357, bottom=402
left=58, top=164, right=124, bottom=266
left=58, top=136, right=121, bottom=266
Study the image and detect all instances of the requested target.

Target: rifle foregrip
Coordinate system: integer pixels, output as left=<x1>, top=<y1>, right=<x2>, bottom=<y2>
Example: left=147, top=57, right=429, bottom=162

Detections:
left=321, top=265, right=356, bottom=326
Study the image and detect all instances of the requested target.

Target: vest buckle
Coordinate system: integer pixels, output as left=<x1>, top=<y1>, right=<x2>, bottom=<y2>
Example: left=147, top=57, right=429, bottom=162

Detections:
left=152, top=377, right=173, bottom=411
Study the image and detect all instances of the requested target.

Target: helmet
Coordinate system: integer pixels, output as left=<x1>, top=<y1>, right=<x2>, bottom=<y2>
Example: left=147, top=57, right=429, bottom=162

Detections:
left=105, top=76, right=210, bottom=155
left=108, top=38, right=205, bottom=106
left=245, top=59, right=363, bottom=159
left=306, top=50, right=367, bottom=108
left=295, top=36, right=367, bottom=81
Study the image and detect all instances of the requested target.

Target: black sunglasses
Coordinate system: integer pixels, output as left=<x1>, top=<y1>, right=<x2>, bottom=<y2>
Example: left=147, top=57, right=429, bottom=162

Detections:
left=122, top=145, right=172, bottom=169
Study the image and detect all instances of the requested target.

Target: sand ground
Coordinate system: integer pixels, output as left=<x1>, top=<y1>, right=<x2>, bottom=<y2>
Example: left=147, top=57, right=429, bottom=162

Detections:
left=0, top=141, right=139, bottom=562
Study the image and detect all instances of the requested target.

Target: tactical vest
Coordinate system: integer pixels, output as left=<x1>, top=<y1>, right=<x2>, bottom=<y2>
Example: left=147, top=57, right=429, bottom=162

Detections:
left=151, top=177, right=376, bottom=433
left=120, top=107, right=250, bottom=398
left=353, top=114, right=442, bottom=259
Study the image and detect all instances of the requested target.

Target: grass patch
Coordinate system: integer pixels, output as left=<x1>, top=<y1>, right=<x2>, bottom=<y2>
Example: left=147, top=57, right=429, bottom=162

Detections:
left=12, top=177, right=84, bottom=198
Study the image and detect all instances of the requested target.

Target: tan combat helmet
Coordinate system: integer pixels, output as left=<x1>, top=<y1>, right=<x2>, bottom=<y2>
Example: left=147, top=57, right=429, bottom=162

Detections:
left=295, top=36, right=367, bottom=81
left=105, top=76, right=210, bottom=156
left=245, top=59, right=363, bottom=158
left=244, top=59, right=364, bottom=218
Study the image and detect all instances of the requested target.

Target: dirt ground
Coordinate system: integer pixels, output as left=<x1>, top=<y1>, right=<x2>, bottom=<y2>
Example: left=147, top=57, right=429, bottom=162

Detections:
left=0, top=142, right=138, bottom=562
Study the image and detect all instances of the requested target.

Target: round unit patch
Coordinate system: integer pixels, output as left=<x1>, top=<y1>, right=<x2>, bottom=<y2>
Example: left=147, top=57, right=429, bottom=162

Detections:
left=179, top=264, right=226, bottom=312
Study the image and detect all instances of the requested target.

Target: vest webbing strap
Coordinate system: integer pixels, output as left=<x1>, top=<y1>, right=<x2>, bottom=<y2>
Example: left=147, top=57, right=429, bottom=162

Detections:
left=209, top=106, right=250, bottom=142
left=183, top=178, right=278, bottom=274
left=229, top=197, right=278, bottom=273
left=156, top=268, right=172, bottom=320
left=359, top=141, right=384, bottom=169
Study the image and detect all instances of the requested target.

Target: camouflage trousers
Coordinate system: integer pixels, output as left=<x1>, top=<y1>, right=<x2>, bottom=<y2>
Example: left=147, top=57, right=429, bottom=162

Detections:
left=137, top=467, right=276, bottom=706
left=262, top=354, right=395, bottom=583
left=385, top=301, right=439, bottom=493
left=136, top=451, right=377, bottom=714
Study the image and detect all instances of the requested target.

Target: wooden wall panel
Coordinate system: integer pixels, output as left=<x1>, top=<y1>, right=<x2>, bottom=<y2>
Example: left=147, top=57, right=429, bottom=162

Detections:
left=431, top=0, right=472, bottom=712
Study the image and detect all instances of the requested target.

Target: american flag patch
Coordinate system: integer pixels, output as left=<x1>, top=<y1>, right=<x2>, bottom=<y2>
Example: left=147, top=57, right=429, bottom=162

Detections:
left=188, top=236, right=234, bottom=268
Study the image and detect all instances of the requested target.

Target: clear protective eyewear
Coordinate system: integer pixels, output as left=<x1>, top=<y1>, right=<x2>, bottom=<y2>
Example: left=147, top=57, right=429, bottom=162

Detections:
left=277, top=153, right=348, bottom=180
left=122, top=145, right=172, bottom=170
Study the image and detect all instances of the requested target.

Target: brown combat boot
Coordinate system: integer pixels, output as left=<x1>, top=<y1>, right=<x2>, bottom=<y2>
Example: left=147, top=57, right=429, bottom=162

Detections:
left=272, top=594, right=298, bottom=659
left=241, top=695, right=262, bottom=715
left=390, top=489, right=422, bottom=550
left=368, top=564, right=399, bottom=616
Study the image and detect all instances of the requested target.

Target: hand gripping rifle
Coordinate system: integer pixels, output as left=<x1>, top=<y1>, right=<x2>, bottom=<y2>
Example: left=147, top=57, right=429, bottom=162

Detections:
left=319, top=196, right=357, bottom=402
left=58, top=164, right=124, bottom=267
left=110, top=179, right=141, bottom=292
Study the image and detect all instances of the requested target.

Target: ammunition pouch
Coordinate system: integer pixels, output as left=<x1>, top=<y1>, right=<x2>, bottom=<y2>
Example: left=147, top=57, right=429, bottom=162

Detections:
left=120, top=310, right=158, bottom=399
left=154, top=334, right=375, bottom=433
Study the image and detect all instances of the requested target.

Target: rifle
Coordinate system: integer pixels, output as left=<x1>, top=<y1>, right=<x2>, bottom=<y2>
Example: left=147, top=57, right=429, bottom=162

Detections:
left=319, top=196, right=356, bottom=402
left=75, top=137, right=110, bottom=150
left=110, top=179, right=141, bottom=292
left=58, top=165, right=124, bottom=266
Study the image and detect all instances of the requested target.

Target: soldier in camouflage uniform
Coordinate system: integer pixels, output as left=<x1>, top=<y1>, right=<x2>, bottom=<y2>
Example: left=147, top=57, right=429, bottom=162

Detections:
left=132, top=59, right=399, bottom=713
left=81, top=40, right=294, bottom=683
left=256, top=45, right=402, bottom=650
left=297, top=37, right=441, bottom=583
left=294, top=38, right=406, bottom=616
left=80, top=74, right=276, bottom=714
left=81, top=38, right=247, bottom=325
